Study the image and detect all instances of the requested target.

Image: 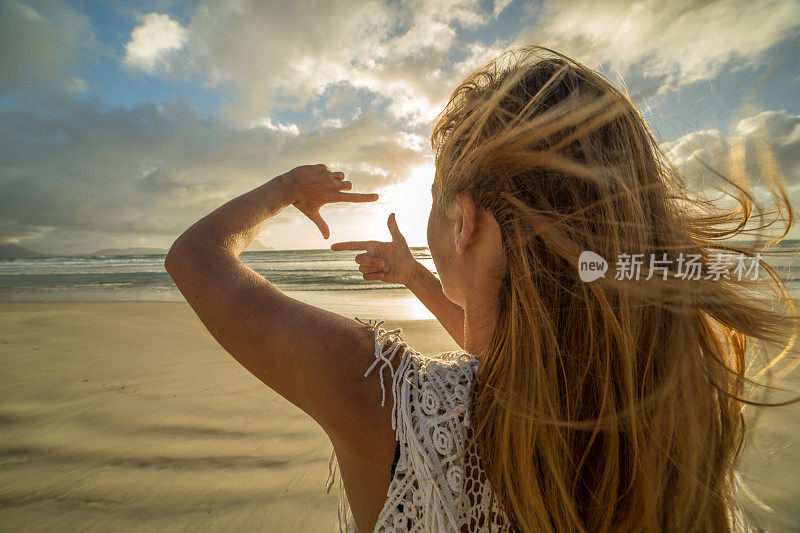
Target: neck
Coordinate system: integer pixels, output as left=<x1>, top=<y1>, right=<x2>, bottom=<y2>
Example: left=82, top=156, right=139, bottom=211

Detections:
left=462, top=283, right=499, bottom=357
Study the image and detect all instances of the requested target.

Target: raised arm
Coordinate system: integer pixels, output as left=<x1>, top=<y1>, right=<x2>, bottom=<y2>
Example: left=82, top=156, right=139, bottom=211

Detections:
left=164, top=165, right=390, bottom=442
left=331, top=213, right=466, bottom=349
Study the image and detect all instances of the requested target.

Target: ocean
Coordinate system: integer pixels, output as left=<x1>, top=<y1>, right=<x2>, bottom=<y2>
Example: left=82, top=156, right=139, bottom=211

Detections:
left=0, top=248, right=439, bottom=320
left=2, top=245, right=799, bottom=320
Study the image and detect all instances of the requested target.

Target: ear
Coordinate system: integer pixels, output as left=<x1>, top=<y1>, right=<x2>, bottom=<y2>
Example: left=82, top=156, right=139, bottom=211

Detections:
left=454, top=191, right=477, bottom=255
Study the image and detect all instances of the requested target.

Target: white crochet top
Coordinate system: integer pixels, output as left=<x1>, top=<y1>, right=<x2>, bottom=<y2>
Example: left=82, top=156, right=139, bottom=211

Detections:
left=325, top=318, right=512, bottom=532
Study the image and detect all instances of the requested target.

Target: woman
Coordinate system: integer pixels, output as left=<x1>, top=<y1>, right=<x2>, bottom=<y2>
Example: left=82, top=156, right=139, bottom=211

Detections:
left=166, top=45, right=799, bottom=532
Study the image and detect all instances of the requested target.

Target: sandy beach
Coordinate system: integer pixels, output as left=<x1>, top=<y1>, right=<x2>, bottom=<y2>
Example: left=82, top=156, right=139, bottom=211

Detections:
left=1, top=301, right=798, bottom=531
left=0, top=301, right=460, bottom=531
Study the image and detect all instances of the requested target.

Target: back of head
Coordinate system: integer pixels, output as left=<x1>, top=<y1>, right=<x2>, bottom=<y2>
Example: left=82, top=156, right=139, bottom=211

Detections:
left=431, top=44, right=799, bottom=532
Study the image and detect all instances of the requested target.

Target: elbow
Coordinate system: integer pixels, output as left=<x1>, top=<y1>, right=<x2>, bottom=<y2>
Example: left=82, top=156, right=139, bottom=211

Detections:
left=165, top=237, right=190, bottom=275
left=165, top=238, right=229, bottom=276
left=164, top=250, right=176, bottom=275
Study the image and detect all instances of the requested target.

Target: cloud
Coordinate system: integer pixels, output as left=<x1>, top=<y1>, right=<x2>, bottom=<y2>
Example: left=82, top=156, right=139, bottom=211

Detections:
left=518, top=0, right=800, bottom=97
left=119, top=0, right=800, bottom=129
left=0, top=95, right=433, bottom=253
left=661, top=109, right=800, bottom=192
left=249, top=117, right=300, bottom=135
left=0, top=0, right=96, bottom=94
left=3, top=89, right=796, bottom=254
left=123, top=12, right=187, bottom=74
left=125, top=0, right=512, bottom=126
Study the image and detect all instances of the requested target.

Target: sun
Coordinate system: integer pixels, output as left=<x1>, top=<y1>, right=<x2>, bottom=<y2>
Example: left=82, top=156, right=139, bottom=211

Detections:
left=379, top=163, right=435, bottom=248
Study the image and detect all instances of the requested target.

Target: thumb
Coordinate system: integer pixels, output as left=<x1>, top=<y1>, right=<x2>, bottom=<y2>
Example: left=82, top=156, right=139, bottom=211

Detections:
left=387, top=212, right=405, bottom=242
left=309, top=208, right=330, bottom=239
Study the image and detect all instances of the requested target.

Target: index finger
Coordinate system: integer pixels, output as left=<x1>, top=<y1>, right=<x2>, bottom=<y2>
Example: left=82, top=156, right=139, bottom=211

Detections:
left=335, top=191, right=380, bottom=202
left=330, top=240, right=380, bottom=251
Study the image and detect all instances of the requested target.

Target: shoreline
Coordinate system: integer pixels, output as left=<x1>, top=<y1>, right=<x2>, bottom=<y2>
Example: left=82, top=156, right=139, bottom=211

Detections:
left=0, top=288, right=439, bottom=321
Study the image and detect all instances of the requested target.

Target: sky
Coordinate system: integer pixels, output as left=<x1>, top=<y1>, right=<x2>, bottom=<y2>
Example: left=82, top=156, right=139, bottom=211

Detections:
left=0, top=0, right=799, bottom=255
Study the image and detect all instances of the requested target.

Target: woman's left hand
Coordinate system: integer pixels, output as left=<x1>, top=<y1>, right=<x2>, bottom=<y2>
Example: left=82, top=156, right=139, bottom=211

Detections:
left=281, top=163, right=379, bottom=239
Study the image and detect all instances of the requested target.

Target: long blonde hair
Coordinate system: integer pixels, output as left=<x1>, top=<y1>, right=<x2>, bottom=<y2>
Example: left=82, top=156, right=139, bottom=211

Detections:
left=430, top=44, right=800, bottom=532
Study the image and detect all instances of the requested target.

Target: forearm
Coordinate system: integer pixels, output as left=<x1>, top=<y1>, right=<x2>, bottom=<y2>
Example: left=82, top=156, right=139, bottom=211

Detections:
left=168, top=174, right=293, bottom=258
left=406, top=261, right=466, bottom=349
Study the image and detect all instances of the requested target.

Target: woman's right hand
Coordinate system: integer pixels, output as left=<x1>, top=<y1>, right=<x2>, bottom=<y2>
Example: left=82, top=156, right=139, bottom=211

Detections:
left=330, top=212, right=419, bottom=285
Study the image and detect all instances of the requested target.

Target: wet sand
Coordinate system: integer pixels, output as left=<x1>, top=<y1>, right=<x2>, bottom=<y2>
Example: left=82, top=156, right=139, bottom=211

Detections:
left=0, top=301, right=797, bottom=531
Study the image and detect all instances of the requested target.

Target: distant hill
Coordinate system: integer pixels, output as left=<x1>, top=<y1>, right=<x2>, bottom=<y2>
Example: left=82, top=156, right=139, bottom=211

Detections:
left=247, top=240, right=275, bottom=251
left=0, top=244, right=51, bottom=258
left=85, top=247, right=168, bottom=256
left=88, top=244, right=276, bottom=255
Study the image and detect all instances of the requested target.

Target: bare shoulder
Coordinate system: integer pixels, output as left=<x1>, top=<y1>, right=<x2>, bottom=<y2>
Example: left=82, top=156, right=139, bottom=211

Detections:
left=243, top=297, right=402, bottom=453
left=335, top=318, right=419, bottom=443
left=313, top=314, right=403, bottom=447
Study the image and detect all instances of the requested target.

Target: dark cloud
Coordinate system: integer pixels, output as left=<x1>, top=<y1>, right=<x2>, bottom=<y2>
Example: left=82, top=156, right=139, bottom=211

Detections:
left=0, top=0, right=98, bottom=95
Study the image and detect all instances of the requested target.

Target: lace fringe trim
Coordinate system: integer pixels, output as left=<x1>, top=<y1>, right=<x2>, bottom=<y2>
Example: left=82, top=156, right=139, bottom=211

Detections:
left=326, top=317, right=413, bottom=532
